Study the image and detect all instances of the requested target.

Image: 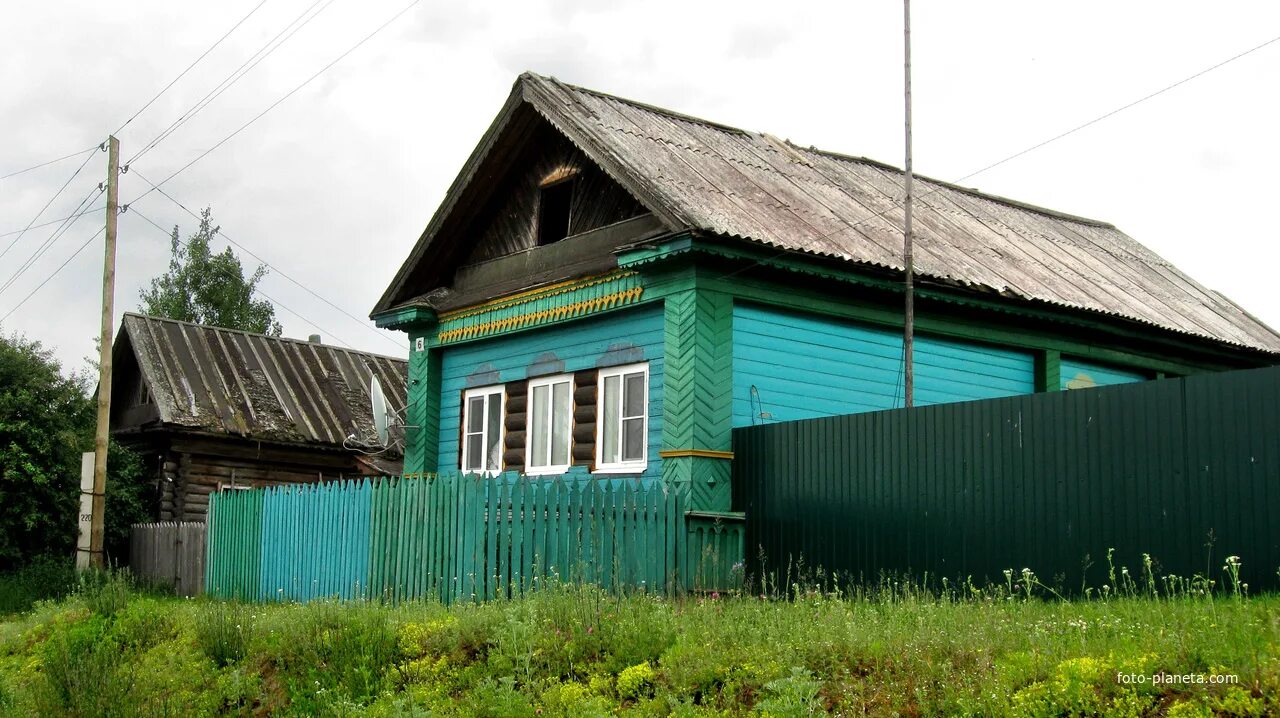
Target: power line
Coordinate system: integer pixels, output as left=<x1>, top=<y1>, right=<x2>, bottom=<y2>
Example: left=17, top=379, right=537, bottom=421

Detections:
left=0, top=145, right=98, bottom=182
left=950, top=32, right=1280, bottom=187
left=0, top=146, right=101, bottom=261
left=128, top=206, right=358, bottom=349
left=0, top=226, right=105, bottom=324
left=0, top=206, right=106, bottom=239
left=127, top=0, right=421, bottom=205
left=0, top=184, right=104, bottom=298
left=113, top=0, right=270, bottom=135
left=131, top=169, right=407, bottom=352
left=128, top=0, right=342, bottom=167
left=716, top=30, right=1280, bottom=284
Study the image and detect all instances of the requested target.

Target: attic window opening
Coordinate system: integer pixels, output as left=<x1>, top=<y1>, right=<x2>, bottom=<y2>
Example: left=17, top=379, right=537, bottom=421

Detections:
left=536, top=176, right=575, bottom=246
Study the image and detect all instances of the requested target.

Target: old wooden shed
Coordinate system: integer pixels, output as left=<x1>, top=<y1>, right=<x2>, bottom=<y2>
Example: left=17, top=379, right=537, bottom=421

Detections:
left=110, top=313, right=408, bottom=521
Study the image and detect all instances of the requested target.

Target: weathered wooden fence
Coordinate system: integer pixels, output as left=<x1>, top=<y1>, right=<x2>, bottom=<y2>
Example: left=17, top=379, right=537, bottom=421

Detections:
left=130, top=521, right=206, bottom=596
left=205, top=474, right=700, bottom=602
left=733, top=365, right=1280, bottom=593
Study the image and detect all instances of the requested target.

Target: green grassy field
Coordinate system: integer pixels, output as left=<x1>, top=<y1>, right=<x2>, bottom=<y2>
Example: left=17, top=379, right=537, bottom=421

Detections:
left=0, top=569, right=1276, bottom=717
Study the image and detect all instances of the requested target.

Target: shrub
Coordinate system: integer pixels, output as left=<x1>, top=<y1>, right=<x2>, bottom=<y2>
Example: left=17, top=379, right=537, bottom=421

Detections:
left=109, top=597, right=175, bottom=652
left=193, top=600, right=252, bottom=667
left=755, top=667, right=823, bottom=715
left=76, top=566, right=132, bottom=618
left=617, top=661, right=655, bottom=700
left=35, top=615, right=135, bottom=717
left=0, top=558, right=76, bottom=615
left=262, top=601, right=399, bottom=712
left=459, top=677, right=536, bottom=718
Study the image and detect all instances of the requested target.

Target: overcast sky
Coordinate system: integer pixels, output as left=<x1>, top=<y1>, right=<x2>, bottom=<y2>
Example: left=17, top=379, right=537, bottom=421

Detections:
left=3, top=1, right=1279, bottom=374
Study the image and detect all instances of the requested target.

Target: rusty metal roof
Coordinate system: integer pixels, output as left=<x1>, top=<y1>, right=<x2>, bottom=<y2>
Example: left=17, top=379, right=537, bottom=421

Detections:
left=118, top=313, right=408, bottom=453
left=499, top=73, right=1279, bottom=353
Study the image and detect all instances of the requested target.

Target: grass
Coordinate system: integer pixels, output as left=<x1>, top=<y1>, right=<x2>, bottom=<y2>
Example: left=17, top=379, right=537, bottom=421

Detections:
left=0, top=558, right=77, bottom=616
left=0, top=564, right=1276, bottom=717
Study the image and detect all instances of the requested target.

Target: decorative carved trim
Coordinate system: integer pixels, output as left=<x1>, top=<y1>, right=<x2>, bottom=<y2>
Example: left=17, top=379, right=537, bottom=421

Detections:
left=436, top=271, right=645, bottom=344
left=658, top=449, right=734, bottom=460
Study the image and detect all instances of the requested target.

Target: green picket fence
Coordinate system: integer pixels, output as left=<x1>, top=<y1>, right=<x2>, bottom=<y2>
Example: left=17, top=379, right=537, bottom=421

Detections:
left=205, top=473, right=690, bottom=602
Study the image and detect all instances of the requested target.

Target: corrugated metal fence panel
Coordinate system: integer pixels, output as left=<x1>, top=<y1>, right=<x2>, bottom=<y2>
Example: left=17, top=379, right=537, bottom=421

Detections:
left=206, top=473, right=686, bottom=603
left=1060, top=356, right=1148, bottom=390
left=733, top=365, right=1280, bottom=592
left=130, top=521, right=206, bottom=596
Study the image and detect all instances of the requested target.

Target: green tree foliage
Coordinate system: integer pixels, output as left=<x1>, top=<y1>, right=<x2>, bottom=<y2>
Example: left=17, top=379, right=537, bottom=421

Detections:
left=0, top=334, right=151, bottom=570
left=138, top=207, right=282, bottom=336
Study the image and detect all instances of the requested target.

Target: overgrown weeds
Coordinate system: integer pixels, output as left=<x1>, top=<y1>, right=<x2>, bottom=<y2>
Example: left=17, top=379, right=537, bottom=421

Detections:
left=0, top=560, right=1276, bottom=716
left=0, top=557, right=76, bottom=615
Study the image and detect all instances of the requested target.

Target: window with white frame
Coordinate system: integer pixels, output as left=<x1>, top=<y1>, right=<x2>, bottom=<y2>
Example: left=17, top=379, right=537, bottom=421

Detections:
left=526, top=374, right=573, bottom=474
left=462, top=386, right=505, bottom=475
left=596, top=363, right=648, bottom=471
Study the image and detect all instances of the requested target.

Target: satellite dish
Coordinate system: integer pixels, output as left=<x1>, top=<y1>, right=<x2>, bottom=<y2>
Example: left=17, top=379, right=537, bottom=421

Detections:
left=369, top=375, right=389, bottom=446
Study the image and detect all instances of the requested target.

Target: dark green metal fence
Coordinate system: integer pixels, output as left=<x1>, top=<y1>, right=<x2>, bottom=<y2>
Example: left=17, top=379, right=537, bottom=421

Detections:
left=732, top=365, right=1280, bottom=593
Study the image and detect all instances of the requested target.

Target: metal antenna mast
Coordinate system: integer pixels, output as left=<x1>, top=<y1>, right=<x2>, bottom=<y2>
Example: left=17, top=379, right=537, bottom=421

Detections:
left=902, top=0, right=915, bottom=408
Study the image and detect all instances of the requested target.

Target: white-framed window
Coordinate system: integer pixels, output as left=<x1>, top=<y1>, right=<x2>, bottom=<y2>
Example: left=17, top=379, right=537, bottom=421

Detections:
left=462, top=386, right=505, bottom=475
left=526, top=374, right=573, bottom=474
left=596, top=363, right=648, bottom=472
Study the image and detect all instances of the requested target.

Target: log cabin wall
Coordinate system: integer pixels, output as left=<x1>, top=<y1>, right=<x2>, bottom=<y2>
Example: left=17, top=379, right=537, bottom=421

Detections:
left=157, top=437, right=377, bottom=521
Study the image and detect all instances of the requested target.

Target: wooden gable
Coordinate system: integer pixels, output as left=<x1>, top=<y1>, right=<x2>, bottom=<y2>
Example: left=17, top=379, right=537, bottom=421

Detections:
left=374, top=89, right=674, bottom=318
left=108, top=330, right=161, bottom=434
left=463, top=122, right=647, bottom=266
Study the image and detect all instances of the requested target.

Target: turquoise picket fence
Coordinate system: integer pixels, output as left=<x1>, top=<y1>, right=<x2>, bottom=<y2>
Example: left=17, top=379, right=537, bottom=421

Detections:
left=204, top=473, right=709, bottom=602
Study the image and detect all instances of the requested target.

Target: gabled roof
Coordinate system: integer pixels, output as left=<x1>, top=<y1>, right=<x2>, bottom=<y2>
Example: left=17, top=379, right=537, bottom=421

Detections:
left=116, top=313, right=408, bottom=454
left=377, top=72, right=1280, bottom=354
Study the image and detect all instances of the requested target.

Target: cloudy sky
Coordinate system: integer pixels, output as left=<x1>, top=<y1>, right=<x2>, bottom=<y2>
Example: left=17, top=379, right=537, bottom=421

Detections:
left=3, top=1, right=1279, bottom=374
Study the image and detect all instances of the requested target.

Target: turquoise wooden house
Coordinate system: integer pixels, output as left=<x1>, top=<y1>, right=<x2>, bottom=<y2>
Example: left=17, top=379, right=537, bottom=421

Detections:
left=370, top=73, right=1280, bottom=579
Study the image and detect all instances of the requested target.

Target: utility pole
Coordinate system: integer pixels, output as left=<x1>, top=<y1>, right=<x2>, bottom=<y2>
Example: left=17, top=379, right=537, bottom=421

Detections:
left=88, top=136, right=119, bottom=568
left=902, top=0, right=915, bottom=408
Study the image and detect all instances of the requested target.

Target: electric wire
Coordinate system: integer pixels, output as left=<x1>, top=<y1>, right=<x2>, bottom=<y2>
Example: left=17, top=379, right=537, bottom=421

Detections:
left=0, top=147, right=101, bottom=261
left=126, top=0, right=421, bottom=206
left=949, top=32, right=1280, bottom=187
left=127, top=0, right=342, bottom=167
left=129, top=205, right=358, bottom=349
left=0, top=145, right=98, bottom=182
left=0, top=206, right=106, bottom=239
left=0, top=184, right=104, bottom=298
left=112, top=0, right=270, bottom=135
left=0, top=226, right=105, bottom=324
left=131, top=169, right=408, bottom=350
left=715, top=30, right=1280, bottom=285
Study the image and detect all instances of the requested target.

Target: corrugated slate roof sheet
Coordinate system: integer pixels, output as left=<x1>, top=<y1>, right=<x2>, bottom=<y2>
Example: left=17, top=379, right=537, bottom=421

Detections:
left=509, top=73, right=1280, bottom=353
left=119, top=313, right=408, bottom=452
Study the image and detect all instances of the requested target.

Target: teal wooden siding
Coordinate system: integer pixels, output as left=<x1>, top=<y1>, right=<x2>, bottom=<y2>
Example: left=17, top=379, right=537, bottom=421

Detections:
left=732, top=302, right=1034, bottom=426
left=438, top=305, right=664, bottom=477
left=1060, top=356, right=1147, bottom=390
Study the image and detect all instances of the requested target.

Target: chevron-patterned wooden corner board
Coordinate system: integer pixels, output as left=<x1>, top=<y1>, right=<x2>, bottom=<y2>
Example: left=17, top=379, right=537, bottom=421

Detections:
left=434, top=271, right=645, bottom=345
left=662, top=289, right=734, bottom=512
left=405, top=343, right=441, bottom=475
left=661, top=456, right=732, bottom=512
